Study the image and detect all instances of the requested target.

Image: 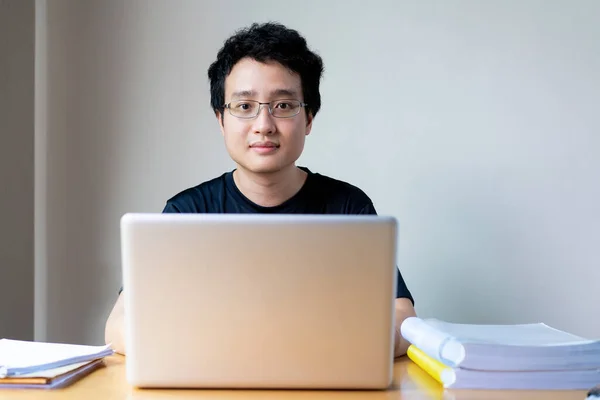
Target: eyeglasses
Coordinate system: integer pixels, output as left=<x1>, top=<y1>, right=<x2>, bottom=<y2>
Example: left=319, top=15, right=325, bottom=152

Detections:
left=223, top=99, right=307, bottom=119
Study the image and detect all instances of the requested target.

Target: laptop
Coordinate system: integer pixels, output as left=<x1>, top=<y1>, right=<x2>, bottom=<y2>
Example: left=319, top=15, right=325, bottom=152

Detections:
left=120, top=213, right=399, bottom=389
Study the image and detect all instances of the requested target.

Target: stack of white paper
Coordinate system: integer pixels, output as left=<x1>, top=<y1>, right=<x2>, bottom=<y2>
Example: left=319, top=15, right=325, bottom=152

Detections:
left=0, top=339, right=114, bottom=389
left=401, top=317, right=600, bottom=390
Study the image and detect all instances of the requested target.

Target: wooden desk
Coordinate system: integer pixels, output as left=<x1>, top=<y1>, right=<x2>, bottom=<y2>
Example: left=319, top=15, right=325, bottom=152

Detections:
left=0, top=355, right=589, bottom=400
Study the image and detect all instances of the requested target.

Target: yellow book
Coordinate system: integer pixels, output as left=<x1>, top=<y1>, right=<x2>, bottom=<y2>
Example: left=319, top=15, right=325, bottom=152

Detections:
left=405, top=362, right=448, bottom=399
left=407, top=344, right=456, bottom=388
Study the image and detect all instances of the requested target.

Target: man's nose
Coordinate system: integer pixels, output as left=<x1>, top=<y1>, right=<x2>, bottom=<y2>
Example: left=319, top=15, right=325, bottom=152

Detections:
left=252, top=104, right=276, bottom=135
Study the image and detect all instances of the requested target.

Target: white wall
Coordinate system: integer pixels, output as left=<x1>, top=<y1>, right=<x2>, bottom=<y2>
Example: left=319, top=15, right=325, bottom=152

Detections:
left=0, top=0, right=34, bottom=341
left=37, top=0, right=599, bottom=345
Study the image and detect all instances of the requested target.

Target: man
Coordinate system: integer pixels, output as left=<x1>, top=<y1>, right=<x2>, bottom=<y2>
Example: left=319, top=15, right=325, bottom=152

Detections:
left=105, top=21, right=416, bottom=357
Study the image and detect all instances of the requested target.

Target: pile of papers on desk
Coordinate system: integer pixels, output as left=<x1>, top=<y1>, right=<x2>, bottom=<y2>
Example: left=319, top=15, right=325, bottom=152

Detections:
left=0, top=339, right=113, bottom=389
left=400, top=316, right=600, bottom=390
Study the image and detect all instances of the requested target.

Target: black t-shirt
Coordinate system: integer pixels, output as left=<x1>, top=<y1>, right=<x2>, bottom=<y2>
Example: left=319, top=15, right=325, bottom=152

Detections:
left=161, top=166, right=414, bottom=304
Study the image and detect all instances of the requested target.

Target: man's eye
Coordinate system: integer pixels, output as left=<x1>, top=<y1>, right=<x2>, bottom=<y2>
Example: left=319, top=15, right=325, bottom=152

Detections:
left=275, top=102, right=290, bottom=109
left=236, top=103, right=251, bottom=110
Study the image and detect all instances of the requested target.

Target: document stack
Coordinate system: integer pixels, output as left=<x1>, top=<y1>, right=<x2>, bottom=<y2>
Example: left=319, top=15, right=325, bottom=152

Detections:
left=400, top=316, right=600, bottom=390
left=0, top=338, right=114, bottom=389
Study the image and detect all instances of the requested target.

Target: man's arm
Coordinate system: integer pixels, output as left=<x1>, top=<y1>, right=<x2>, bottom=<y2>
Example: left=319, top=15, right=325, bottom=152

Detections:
left=105, top=293, right=126, bottom=355
left=394, top=297, right=417, bottom=358
left=105, top=202, right=180, bottom=354
left=355, top=201, right=416, bottom=357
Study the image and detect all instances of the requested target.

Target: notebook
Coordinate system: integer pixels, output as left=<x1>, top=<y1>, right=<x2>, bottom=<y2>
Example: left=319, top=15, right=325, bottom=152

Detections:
left=0, top=339, right=113, bottom=378
left=0, top=359, right=104, bottom=389
left=400, top=317, right=600, bottom=371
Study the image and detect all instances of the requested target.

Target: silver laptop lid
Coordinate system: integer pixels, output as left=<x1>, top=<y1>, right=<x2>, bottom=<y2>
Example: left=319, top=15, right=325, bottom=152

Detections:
left=121, top=213, right=398, bottom=389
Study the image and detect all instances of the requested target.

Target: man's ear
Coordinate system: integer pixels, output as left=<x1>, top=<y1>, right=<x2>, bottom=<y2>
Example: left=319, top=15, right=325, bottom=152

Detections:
left=305, top=112, right=314, bottom=136
left=216, top=111, right=225, bottom=136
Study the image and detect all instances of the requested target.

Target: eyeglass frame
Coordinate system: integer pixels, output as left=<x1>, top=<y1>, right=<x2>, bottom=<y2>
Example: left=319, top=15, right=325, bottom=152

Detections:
left=222, top=99, right=308, bottom=119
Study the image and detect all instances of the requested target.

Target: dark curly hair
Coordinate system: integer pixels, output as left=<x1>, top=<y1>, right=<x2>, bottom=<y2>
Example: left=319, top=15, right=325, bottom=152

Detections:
left=208, top=22, right=324, bottom=119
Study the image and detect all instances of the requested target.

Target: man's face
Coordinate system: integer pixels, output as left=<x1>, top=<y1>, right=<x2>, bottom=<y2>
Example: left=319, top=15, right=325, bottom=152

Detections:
left=217, top=57, right=313, bottom=174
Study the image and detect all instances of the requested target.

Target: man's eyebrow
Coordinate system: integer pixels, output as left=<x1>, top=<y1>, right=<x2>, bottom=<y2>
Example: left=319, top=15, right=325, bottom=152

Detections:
left=229, top=88, right=300, bottom=100
left=270, top=88, right=298, bottom=98
left=230, top=90, right=256, bottom=99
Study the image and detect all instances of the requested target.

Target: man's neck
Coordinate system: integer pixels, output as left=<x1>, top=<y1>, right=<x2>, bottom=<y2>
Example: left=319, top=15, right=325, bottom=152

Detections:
left=233, top=165, right=307, bottom=208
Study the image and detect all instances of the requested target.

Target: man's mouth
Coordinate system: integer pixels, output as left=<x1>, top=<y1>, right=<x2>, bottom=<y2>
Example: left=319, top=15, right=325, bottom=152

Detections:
left=250, top=142, right=280, bottom=148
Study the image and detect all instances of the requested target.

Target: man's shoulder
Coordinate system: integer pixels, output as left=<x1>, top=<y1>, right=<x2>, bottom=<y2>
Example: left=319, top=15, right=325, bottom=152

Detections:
left=163, top=172, right=230, bottom=213
left=167, top=173, right=228, bottom=202
left=304, top=168, right=375, bottom=214
left=310, top=171, right=369, bottom=196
